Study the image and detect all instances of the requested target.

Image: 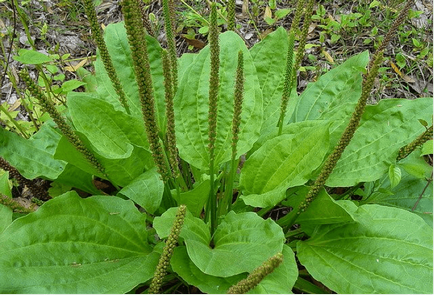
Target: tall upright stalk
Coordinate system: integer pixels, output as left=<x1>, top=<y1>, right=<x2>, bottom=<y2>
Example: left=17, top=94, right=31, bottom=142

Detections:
left=278, top=0, right=414, bottom=228
left=121, top=0, right=169, bottom=181
left=162, top=0, right=178, bottom=92
left=227, top=0, right=235, bottom=30
left=82, top=0, right=130, bottom=114
left=220, top=51, right=244, bottom=216
left=206, top=2, right=220, bottom=236
left=277, top=0, right=314, bottom=134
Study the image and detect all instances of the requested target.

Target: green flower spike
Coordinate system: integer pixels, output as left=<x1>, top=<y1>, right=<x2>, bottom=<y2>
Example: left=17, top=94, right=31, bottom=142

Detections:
left=227, top=0, right=235, bottom=31
left=0, top=157, right=49, bottom=201
left=298, top=52, right=384, bottom=214
left=0, top=194, right=35, bottom=213
left=148, top=205, right=187, bottom=294
left=162, top=49, right=180, bottom=178
left=162, top=0, right=178, bottom=92
left=277, top=31, right=295, bottom=135
left=231, top=51, right=244, bottom=159
left=82, top=0, right=130, bottom=114
left=122, top=0, right=169, bottom=181
left=397, top=125, right=433, bottom=161
left=294, top=0, right=314, bottom=72
left=368, top=0, right=414, bottom=71
left=220, top=50, right=244, bottom=216
left=138, top=0, right=155, bottom=37
left=206, top=1, right=220, bottom=236
left=227, top=253, right=284, bottom=294
left=278, top=0, right=314, bottom=134
left=289, top=0, right=305, bottom=33
left=20, top=71, right=106, bottom=177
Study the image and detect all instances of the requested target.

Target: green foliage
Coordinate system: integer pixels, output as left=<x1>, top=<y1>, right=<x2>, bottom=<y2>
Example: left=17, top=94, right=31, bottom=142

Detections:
left=297, top=204, right=432, bottom=294
left=0, top=1, right=432, bottom=294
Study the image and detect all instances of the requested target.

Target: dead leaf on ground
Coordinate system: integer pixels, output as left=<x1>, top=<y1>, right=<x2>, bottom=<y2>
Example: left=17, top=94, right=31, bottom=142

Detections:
left=264, top=6, right=272, bottom=20
left=181, top=35, right=206, bottom=49
left=64, top=58, right=90, bottom=72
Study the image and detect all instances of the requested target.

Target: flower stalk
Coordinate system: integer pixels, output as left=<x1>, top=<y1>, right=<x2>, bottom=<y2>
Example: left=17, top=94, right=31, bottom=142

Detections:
left=162, top=49, right=180, bottom=178
left=82, top=0, right=130, bottom=114
left=227, top=0, right=235, bottom=31
left=278, top=51, right=384, bottom=227
left=220, top=50, right=244, bottom=216
left=20, top=70, right=106, bottom=177
left=206, top=2, right=220, bottom=236
left=278, top=0, right=314, bottom=134
left=397, top=125, right=433, bottom=161
left=0, top=157, right=49, bottom=201
left=162, top=0, right=178, bottom=92
left=121, top=0, right=169, bottom=181
left=278, top=0, right=413, bottom=228
left=227, top=253, right=284, bottom=294
left=149, top=205, right=187, bottom=294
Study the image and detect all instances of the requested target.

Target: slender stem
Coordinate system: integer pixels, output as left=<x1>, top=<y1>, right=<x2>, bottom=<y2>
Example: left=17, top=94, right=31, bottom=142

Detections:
left=285, top=227, right=304, bottom=238
left=180, top=0, right=209, bottom=25
left=219, top=158, right=237, bottom=216
left=256, top=206, right=273, bottom=217
left=0, top=104, right=29, bottom=138
left=412, top=172, right=432, bottom=211
left=207, top=2, right=220, bottom=236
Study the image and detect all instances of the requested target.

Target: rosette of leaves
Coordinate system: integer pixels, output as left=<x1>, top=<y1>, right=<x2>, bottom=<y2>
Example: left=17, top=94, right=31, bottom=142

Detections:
left=0, top=1, right=432, bottom=293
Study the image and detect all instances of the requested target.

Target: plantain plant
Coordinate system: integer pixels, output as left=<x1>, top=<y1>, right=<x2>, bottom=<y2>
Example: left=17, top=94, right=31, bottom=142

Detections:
left=0, top=0, right=432, bottom=293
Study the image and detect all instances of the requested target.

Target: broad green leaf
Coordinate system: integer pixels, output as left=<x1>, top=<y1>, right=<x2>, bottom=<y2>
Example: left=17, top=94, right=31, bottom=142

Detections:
left=249, top=245, right=298, bottom=294
left=249, top=120, right=327, bottom=157
left=76, top=67, right=98, bottom=92
left=171, top=245, right=297, bottom=294
left=171, top=246, right=245, bottom=294
left=399, top=149, right=433, bottom=179
left=153, top=207, right=209, bottom=239
left=297, top=204, right=433, bottom=294
left=293, top=277, right=329, bottom=294
left=68, top=92, right=149, bottom=159
left=388, top=164, right=401, bottom=188
left=0, top=171, right=12, bottom=198
left=95, top=22, right=166, bottom=131
left=194, top=211, right=284, bottom=277
left=172, top=179, right=210, bottom=217
left=154, top=209, right=284, bottom=277
left=60, top=80, right=86, bottom=93
left=98, top=146, right=153, bottom=187
left=175, top=31, right=263, bottom=170
left=327, top=97, right=433, bottom=186
left=178, top=52, right=196, bottom=81
left=295, top=189, right=356, bottom=231
left=362, top=167, right=433, bottom=227
left=249, top=27, right=297, bottom=132
left=0, top=125, right=65, bottom=180
left=290, top=51, right=369, bottom=123
left=54, top=164, right=101, bottom=195
left=0, top=191, right=159, bottom=293
left=13, top=49, right=53, bottom=64
left=54, top=135, right=103, bottom=178
left=118, top=167, right=163, bottom=214
left=0, top=204, right=12, bottom=234
left=56, top=133, right=153, bottom=187
left=240, top=124, right=330, bottom=207
left=421, top=139, right=433, bottom=156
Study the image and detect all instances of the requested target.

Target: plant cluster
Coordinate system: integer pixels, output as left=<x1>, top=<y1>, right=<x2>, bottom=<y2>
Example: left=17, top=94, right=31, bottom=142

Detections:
left=0, top=0, right=432, bottom=293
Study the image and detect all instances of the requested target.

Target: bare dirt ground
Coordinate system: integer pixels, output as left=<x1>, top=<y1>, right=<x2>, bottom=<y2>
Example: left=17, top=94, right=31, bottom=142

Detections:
left=1, top=0, right=432, bottom=108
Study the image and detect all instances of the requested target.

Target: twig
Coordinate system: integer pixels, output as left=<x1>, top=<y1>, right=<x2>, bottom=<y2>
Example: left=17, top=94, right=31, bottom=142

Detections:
left=0, top=0, right=17, bottom=90
left=411, top=171, right=432, bottom=211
